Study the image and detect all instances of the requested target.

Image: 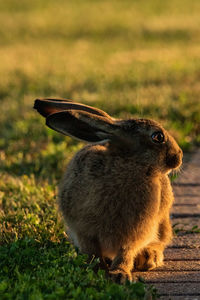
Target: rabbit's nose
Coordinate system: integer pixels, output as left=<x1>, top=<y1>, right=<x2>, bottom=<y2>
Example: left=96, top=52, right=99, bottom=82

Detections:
left=166, top=150, right=183, bottom=169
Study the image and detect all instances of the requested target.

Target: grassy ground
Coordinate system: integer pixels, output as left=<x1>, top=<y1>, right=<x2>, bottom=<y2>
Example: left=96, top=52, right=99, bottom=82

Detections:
left=0, top=0, right=200, bottom=299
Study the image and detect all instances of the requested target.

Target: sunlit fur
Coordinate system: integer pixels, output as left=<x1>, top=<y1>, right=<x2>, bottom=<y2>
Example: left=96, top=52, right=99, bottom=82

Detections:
left=34, top=99, right=183, bottom=283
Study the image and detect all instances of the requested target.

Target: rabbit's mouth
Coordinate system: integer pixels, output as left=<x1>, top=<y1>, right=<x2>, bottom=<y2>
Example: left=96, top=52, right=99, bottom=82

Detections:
left=165, top=149, right=183, bottom=170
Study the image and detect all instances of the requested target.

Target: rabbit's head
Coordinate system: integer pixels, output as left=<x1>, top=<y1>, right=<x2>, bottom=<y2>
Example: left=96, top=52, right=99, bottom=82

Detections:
left=34, top=98, right=183, bottom=174
left=115, top=118, right=183, bottom=174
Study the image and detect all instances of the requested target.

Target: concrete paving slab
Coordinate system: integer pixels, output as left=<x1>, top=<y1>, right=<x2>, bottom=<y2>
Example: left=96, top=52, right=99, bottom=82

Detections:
left=152, top=282, right=200, bottom=297
left=173, top=197, right=200, bottom=205
left=172, top=205, right=200, bottom=214
left=155, top=261, right=200, bottom=271
left=173, top=186, right=200, bottom=197
left=169, top=234, right=200, bottom=248
left=135, top=271, right=200, bottom=282
left=164, top=248, right=200, bottom=260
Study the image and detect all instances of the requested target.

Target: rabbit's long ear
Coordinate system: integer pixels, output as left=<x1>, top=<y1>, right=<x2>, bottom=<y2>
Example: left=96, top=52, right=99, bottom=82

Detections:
left=46, top=110, right=117, bottom=143
left=34, top=98, right=112, bottom=119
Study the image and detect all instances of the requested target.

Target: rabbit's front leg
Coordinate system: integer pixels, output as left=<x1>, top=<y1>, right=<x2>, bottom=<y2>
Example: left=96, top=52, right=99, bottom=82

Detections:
left=134, top=217, right=172, bottom=271
left=109, top=246, right=134, bottom=283
left=134, top=243, right=164, bottom=271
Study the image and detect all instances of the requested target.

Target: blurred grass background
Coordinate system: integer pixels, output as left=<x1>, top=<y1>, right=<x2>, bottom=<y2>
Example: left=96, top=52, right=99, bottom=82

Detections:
left=0, top=0, right=200, bottom=298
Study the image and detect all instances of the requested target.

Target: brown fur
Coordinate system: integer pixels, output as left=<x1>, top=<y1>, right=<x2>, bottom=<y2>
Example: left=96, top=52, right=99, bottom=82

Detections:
left=34, top=98, right=183, bottom=283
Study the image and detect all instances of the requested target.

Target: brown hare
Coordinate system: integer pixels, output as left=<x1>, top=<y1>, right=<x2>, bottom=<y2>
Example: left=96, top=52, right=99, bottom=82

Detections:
left=34, top=98, right=183, bottom=283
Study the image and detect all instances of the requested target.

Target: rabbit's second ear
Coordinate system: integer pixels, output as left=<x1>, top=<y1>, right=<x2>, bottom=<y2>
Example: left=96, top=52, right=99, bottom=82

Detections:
left=34, top=98, right=112, bottom=119
left=46, top=110, right=116, bottom=142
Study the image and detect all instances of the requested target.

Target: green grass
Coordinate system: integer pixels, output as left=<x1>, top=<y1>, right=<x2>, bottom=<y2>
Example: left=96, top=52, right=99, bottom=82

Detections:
left=1, top=0, right=200, bottom=299
left=173, top=223, right=200, bottom=235
left=0, top=239, right=157, bottom=300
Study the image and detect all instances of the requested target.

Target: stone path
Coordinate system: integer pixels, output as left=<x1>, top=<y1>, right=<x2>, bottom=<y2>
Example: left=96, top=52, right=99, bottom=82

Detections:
left=136, top=149, right=200, bottom=300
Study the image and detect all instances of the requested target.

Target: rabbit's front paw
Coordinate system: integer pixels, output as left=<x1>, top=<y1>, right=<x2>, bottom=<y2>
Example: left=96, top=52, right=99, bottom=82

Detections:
left=109, top=268, right=132, bottom=284
left=134, top=248, right=164, bottom=271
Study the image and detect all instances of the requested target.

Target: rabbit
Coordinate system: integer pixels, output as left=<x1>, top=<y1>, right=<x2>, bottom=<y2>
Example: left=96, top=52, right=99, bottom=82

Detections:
left=34, top=98, right=183, bottom=283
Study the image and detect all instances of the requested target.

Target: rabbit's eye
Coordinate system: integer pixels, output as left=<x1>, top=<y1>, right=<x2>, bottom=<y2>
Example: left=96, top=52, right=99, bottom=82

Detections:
left=151, top=131, right=165, bottom=144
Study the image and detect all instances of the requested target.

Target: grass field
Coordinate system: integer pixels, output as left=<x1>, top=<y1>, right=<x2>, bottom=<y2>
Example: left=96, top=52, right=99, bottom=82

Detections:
left=0, top=0, right=200, bottom=299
